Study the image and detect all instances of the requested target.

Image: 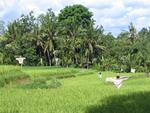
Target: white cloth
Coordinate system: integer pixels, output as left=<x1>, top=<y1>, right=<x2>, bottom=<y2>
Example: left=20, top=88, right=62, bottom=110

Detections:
left=106, top=76, right=129, bottom=88
left=113, top=79, right=123, bottom=88
left=16, top=57, right=25, bottom=64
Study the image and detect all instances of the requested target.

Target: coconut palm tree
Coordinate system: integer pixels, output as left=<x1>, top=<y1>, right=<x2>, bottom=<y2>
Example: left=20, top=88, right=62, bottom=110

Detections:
left=83, top=22, right=105, bottom=68
left=38, top=9, right=57, bottom=66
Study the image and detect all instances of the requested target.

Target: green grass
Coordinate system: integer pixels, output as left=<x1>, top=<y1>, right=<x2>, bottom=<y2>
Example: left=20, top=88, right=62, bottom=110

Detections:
left=0, top=66, right=150, bottom=113
left=0, top=65, right=29, bottom=87
left=23, top=66, right=95, bottom=78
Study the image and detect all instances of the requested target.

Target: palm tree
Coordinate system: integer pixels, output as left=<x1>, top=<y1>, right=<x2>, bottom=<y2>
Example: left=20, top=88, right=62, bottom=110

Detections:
left=128, top=22, right=137, bottom=44
left=38, top=9, right=57, bottom=66
left=83, top=22, right=105, bottom=68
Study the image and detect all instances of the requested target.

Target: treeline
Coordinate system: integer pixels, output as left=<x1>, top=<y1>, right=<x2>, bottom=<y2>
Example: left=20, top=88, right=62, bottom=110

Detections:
left=0, top=4, right=150, bottom=72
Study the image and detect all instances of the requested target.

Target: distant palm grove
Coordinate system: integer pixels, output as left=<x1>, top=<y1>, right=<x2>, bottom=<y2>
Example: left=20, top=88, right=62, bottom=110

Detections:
left=0, top=4, right=150, bottom=72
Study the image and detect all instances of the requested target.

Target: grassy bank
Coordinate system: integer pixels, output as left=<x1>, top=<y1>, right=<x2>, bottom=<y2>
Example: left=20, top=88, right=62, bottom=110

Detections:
left=0, top=66, right=150, bottom=113
left=0, top=65, right=29, bottom=87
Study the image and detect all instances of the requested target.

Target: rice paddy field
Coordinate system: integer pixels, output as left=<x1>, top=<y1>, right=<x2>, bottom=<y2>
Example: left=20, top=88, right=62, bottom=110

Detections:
left=0, top=65, right=150, bottom=113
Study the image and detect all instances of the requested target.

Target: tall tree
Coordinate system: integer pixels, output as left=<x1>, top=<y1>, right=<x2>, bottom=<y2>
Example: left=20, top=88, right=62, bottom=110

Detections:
left=38, top=9, right=57, bottom=66
left=83, top=22, right=105, bottom=68
left=128, top=22, right=137, bottom=44
left=58, top=4, right=93, bottom=65
left=4, top=11, right=38, bottom=65
left=58, top=4, right=93, bottom=29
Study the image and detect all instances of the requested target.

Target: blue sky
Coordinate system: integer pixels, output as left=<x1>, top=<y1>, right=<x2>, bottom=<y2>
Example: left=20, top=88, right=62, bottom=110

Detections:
left=1, top=0, right=150, bottom=36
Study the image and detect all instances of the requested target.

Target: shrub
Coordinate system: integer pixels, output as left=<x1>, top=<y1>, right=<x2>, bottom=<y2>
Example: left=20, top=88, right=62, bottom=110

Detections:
left=121, top=65, right=130, bottom=72
left=135, top=66, right=147, bottom=72
left=49, top=77, right=61, bottom=88
left=21, top=82, right=49, bottom=89
left=111, top=64, right=120, bottom=72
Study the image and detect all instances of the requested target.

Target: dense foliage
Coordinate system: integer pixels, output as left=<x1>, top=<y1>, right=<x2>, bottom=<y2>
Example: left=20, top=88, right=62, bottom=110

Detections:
left=0, top=4, right=150, bottom=72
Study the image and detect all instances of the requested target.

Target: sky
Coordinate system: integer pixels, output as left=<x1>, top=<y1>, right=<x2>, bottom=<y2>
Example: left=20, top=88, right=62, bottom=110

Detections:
left=1, top=0, right=150, bottom=36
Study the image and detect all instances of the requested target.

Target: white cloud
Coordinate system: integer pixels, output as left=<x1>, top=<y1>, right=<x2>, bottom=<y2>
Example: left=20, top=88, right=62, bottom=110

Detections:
left=127, top=8, right=149, bottom=18
left=124, top=0, right=150, bottom=8
left=1, top=0, right=150, bottom=36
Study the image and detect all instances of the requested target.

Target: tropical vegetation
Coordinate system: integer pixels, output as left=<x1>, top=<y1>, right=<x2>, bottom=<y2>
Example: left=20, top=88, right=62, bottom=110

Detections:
left=0, top=4, right=150, bottom=72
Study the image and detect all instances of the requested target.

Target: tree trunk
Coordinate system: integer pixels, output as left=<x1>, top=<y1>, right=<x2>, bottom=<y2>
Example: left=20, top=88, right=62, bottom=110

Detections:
left=46, top=50, right=51, bottom=66
left=87, top=53, right=89, bottom=69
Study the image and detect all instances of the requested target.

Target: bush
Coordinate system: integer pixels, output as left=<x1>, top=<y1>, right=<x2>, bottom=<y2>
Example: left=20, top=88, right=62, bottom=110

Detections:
left=49, top=77, right=61, bottom=88
left=21, top=82, right=49, bottom=89
left=111, top=64, right=120, bottom=72
left=121, top=65, right=130, bottom=72
left=135, top=66, right=147, bottom=72
left=91, top=63, right=99, bottom=70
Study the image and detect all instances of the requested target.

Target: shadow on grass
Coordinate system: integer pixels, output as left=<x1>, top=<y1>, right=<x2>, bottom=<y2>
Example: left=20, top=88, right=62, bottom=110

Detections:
left=86, top=91, right=150, bottom=113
